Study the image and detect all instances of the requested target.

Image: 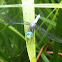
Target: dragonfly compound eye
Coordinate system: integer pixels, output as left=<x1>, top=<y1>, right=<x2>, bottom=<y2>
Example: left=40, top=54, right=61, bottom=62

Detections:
left=26, top=32, right=33, bottom=38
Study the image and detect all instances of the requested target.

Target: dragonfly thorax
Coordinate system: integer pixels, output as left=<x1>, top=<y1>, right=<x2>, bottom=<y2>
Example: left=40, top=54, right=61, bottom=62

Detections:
left=26, top=31, right=33, bottom=38
left=30, top=23, right=36, bottom=28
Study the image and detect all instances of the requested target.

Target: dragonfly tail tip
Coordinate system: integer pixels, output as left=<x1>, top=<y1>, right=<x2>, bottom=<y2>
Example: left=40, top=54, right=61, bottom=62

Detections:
left=38, top=14, right=41, bottom=17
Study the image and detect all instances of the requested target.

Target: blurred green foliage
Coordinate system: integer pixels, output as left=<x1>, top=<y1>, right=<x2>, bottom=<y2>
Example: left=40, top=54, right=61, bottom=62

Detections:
left=0, top=0, right=62, bottom=62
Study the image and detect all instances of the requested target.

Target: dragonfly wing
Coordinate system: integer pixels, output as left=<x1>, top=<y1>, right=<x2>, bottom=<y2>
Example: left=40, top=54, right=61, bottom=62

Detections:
left=0, top=21, right=30, bottom=25
left=0, top=21, right=28, bottom=25
left=36, top=25, right=62, bottom=43
left=0, top=14, right=30, bottom=25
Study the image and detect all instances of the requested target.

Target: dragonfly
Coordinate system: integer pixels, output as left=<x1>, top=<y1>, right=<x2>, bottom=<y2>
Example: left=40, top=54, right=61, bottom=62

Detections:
left=0, top=14, right=62, bottom=43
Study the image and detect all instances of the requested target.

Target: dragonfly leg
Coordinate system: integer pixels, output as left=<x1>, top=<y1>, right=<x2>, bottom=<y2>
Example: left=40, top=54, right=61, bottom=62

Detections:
left=26, top=38, right=29, bottom=44
left=31, top=28, right=34, bottom=33
left=31, top=37, right=35, bottom=43
left=28, top=26, right=31, bottom=32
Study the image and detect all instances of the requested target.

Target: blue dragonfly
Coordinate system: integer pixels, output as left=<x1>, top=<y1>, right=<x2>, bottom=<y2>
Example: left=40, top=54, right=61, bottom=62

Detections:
left=0, top=14, right=62, bottom=43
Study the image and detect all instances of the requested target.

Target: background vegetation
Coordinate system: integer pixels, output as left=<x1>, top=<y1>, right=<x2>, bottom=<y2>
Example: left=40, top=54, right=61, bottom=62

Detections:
left=0, top=0, right=62, bottom=62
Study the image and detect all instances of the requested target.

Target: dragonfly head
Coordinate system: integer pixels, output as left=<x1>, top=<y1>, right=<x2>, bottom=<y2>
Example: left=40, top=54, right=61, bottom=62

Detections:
left=26, top=31, right=33, bottom=38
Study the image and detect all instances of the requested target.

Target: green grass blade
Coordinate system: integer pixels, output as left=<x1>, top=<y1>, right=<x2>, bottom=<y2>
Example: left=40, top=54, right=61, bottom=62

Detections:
left=22, top=0, right=36, bottom=62
left=0, top=18, right=25, bottom=40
